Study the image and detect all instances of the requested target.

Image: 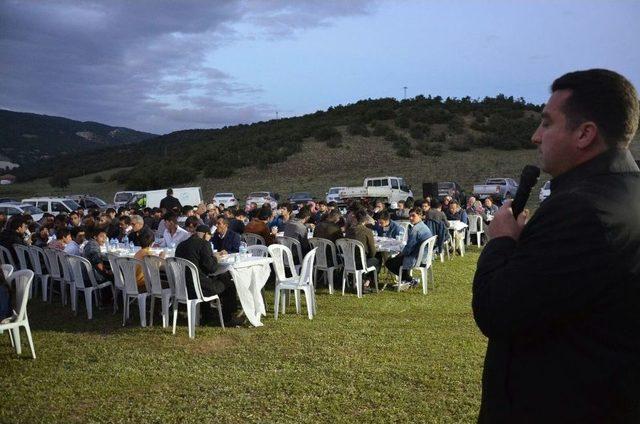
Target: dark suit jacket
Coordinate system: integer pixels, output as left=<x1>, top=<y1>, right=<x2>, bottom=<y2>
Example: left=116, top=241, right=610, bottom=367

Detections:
left=174, top=235, right=223, bottom=299
left=473, top=149, right=640, bottom=423
left=129, top=225, right=155, bottom=247
left=159, top=195, right=182, bottom=212
left=211, top=229, right=241, bottom=253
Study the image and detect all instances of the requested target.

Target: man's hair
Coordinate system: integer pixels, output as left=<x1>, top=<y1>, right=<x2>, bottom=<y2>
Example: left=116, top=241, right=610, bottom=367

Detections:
left=57, top=228, right=71, bottom=239
left=257, top=208, right=271, bottom=221
left=69, top=227, right=81, bottom=238
left=181, top=205, right=192, bottom=215
left=8, top=215, right=27, bottom=230
left=354, top=208, right=368, bottom=224
left=296, top=206, right=312, bottom=221
left=430, top=199, right=442, bottom=209
left=216, top=216, right=230, bottom=226
left=184, top=216, right=199, bottom=229
left=167, top=188, right=173, bottom=196
left=409, top=206, right=423, bottom=216
left=163, top=212, right=177, bottom=223
left=317, top=200, right=327, bottom=206
left=327, top=209, right=341, bottom=222
left=106, top=207, right=116, bottom=215
left=130, top=215, right=144, bottom=225
left=119, top=215, right=131, bottom=225
left=378, top=210, right=391, bottom=221
left=69, top=211, right=78, bottom=218
left=234, top=209, right=246, bottom=218
left=552, top=69, right=639, bottom=148
left=138, top=230, right=154, bottom=248
left=327, top=201, right=337, bottom=208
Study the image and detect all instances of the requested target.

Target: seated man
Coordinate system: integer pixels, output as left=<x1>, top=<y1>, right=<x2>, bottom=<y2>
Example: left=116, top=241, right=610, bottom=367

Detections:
left=313, top=209, right=344, bottom=267
left=159, top=212, right=190, bottom=247
left=446, top=200, right=468, bottom=224
left=374, top=210, right=403, bottom=239
left=64, top=227, right=85, bottom=256
left=0, top=215, right=29, bottom=263
left=48, top=228, right=71, bottom=251
left=83, top=227, right=112, bottom=283
left=174, top=223, right=240, bottom=326
left=427, top=199, right=450, bottom=228
left=385, top=207, right=433, bottom=287
left=128, top=214, right=155, bottom=247
left=211, top=216, right=241, bottom=254
left=284, top=206, right=312, bottom=259
left=244, top=208, right=275, bottom=245
left=345, top=209, right=379, bottom=290
left=228, top=209, right=246, bottom=235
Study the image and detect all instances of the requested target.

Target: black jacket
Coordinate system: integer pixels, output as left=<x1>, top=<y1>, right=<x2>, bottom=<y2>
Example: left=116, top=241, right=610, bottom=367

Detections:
left=159, top=195, right=182, bottom=212
left=174, top=234, right=223, bottom=299
left=129, top=225, right=155, bottom=247
left=211, top=230, right=241, bottom=253
left=473, top=149, right=640, bottom=423
left=0, top=229, right=26, bottom=264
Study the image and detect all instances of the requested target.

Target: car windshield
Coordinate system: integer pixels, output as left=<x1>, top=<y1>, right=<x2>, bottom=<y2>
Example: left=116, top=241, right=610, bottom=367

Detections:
left=115, top=193, right=133, bottom=202
left=438, top=182, right=454, bottom=189
left=486, top=179, right=506, bottom=185
left=21, top=205, right=43, bottom=215
left=329, top=188, right=341, bottom=194
left=90, top=197, right=107, bottom=206
left=216, top=193, right=233, bottom=197
left=249, top=192, right=269, bottom=198
left=63, top=199, right=80, bottom=210
left=292, top=193, right=311, bottom=199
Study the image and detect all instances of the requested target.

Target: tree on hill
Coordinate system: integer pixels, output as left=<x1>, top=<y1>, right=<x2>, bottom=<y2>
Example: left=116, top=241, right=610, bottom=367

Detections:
left=49, top=171, right=70, bottom=188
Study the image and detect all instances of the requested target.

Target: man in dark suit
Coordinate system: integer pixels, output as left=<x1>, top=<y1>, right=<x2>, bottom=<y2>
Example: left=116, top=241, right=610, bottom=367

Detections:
left=211, top=216, right=241, bottom=253
left=159, top=188, right=182, bottom=212
left=128, top=214, right=155, bottom=247
left=175, top=224, right=240, bottom=326
left=473, top=69, right=640, bottom=422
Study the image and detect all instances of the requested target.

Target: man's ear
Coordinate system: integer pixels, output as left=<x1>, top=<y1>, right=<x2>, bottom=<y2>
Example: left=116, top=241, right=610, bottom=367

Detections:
left=576, top=121, right=599, bottom=149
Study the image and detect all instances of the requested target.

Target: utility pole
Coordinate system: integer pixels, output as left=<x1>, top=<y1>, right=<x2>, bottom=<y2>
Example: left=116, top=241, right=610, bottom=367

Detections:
left=403, top=86, right=408, bottom=100
left=276, top=110, right=279, bottom=119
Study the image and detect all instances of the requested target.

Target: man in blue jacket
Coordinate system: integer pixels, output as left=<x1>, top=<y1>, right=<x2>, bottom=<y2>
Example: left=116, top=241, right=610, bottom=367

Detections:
left=385, top=207, right=432, bottom=286
left=374, top=211, right=404, bottom=239
left=211, top=216, right=241, bottom=254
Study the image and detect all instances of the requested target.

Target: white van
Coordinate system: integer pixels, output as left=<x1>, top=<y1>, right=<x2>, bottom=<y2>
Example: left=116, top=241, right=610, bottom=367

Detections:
left=126, top=187, right=203, bottom=209
left=22, top=197, right=81, bottom=215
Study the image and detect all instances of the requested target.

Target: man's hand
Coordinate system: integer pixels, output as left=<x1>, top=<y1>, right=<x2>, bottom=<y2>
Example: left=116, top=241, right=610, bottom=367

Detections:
left=487, top=199, right=529, bottom=241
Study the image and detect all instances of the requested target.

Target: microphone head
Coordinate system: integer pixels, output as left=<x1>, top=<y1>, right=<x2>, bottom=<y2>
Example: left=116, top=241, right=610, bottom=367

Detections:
left=520, top=165, right=541, bottom=188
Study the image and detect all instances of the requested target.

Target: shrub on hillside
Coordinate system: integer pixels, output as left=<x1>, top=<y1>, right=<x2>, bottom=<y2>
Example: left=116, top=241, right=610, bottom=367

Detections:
left=449, top=136, right=472, bottom=152
left=364, top=108, right=396, bottom=122
left=326, top=136, right=343, bottom=148
left=347, top=122, right=370, bottom=137
left=416, top=142, right=444, bottom=157
left=313, top=126, right=341, bottom=141
left=394, top=115, right=411, bottom=129
left=372, top=123, right=392, bottom=137
left=447, top=115, right=465, bottom=134
left=409, top=124, right=429, bottom=140
left=384, top=131, right=400, bottom=142
left=431, top=132, right=447, bottom=143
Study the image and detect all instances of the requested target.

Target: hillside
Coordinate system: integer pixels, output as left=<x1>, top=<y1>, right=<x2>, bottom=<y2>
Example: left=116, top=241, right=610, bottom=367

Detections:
left=13, top=95, right=542, bottom=184
left=0, top=109, right=157, bottom=167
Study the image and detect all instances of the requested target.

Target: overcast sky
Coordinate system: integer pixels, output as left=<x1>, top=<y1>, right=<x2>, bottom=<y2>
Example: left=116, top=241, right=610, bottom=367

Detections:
left=1, top=0, right=638, bottom=134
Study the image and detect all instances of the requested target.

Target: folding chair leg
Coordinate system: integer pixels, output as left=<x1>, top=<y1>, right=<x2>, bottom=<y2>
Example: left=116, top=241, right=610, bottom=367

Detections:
left=187, top=301, right=196, bottom=339
left=123, top=296, right=129, bottom=327
left=373, top=270, right=378, bottom=293
left=397, top=267, right=403, bottom=292
left=11, top=327, right=21, bottom=355
left=327, top=270, right=334, bottom=295
left=215, top=299, right=225, bottom=330
left=274, top=287, right=281, bottom=320
left=149, top=298, right=156, bottom=327
left=355, top=273, right=362, bottom=298
left=421, top=268, right=428, bottom=295
left=138, top=296, right=147, bottom=328
left=161, top=296, right=171, bottom=328
left=41, top=276, right=49, bottom=302
left=304, top=288, right=313, bottom=320
left=85, top=290, right=93, bottom=319
left=172, top=304, right=179, bottom=334
left=8, top=327, right=14, bottom=347
left=294, top=290, right=301, bottom=314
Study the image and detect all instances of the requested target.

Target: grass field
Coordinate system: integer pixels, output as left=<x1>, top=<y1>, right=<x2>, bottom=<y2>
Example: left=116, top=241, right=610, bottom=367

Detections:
left=0, top=248, right=487, bottom=423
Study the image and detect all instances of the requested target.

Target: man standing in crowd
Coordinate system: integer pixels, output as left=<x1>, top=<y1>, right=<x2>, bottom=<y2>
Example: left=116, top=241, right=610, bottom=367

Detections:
left=159, top=188, right=182, bottom=211
left=472, top=69, right=640, bottom=422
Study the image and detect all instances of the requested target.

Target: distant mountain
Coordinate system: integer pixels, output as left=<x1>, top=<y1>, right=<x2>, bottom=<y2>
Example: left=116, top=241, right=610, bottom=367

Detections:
left=0, top=109, right=158, bottom=166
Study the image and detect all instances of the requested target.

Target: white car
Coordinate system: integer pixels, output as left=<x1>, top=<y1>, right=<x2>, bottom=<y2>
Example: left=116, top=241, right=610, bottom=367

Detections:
left=22, top=197, right=81, bottom=215
left=325, top=187, right=346, bottom=204
left=245, top=191, right=278, bottom=209
left=539, top=180, right=551, bottom=202
left=0, top=203, right=44, bottom=221
left=213, top=192, right=238, bottom=208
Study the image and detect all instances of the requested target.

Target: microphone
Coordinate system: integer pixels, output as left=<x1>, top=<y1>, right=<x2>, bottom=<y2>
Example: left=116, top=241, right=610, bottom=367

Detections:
left=511, top=165, right=540, bottom=218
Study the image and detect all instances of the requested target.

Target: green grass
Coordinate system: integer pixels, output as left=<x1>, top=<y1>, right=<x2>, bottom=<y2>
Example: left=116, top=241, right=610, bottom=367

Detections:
left=0, top=248, right=487, bottom=423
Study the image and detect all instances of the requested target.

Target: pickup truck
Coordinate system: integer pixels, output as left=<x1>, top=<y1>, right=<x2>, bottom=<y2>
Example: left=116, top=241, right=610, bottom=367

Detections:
left=340, top=176, right=413, bottom=205
left=473, top=178, right=518, bottom=201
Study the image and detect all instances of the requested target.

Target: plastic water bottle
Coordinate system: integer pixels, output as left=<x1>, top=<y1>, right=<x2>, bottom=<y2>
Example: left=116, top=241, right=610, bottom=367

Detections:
left=123, top=234, right=129, bottom=245
left=129, top=241, right=135, bottom=251
left=239, top=241, right=248, bottom=257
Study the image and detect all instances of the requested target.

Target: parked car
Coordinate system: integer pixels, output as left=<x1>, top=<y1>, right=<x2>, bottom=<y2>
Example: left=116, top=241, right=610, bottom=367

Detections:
left=212, top=192, right=238, bottom=208
left=67, top=195, right=112, bottom=211
left=325, top=187, right=346, bottom=204
left=340, top=176, right=413, bottom=204
left=113, top=191, right=138, bottom=208
left=21, top=197, right=81, bottom=215
left=0, top=203, right=44, bottom=221
left=539, top=180, right=551, bottom=202
left=0, top=198, right=19, bottom=204
left=437, top=181, right=465, bottom=202
left=473, top=178, right=519, bottom=201
left=288, top=192, right=314, bottom=205
left=245, top=191, right=279, bottom=209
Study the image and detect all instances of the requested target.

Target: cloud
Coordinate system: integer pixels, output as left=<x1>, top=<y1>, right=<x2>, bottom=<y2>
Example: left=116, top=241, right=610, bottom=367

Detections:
left=0, top=0, right=374, bottom=133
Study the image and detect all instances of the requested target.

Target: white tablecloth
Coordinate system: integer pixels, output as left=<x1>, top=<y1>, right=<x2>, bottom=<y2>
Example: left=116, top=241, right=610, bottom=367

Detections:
left=216, top=255, right=273, bottom=327
left=374, top=236, right=405, bottom=253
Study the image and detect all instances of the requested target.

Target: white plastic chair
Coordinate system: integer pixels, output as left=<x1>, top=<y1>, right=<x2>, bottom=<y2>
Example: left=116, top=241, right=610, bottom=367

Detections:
left=0, top=270, right=36, bottom=359
left=115, top=257, right=151, bottom=327
left=335, top=238, right=378, bottom=298
left=144, top=255, right=173, bottom=328
left=27, top=246, right=49, bottom=301
left=241, top=233, right=265, bottom=246
left=397, top=221, right=411, bottom=243
left=246, top=245, right=269, bottom=257
left=1, top=264, right=13, bottom=279
left=309, top=237, right=342, bottom=294
left=67, top=255, right=115, bottom=319
left=107, top=253, right=126, bottom=315
left=55, top=250, right=76, bottom=311
left=12, top=244, right=31, bottom=271
left=43, top=248, right=65, bottom=304
left=271, top=247, right=317, bottom=320
left=165, top=257, right=224, bottom=338
left=466, top=215, right=484, bottom=247
left=0, top=245, right=15, bottom=268
left=396, top=236, right=437, bottom=294
left=276, top=235, right=303, bottom=274
left=268, top=244, right=301, bottom=312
